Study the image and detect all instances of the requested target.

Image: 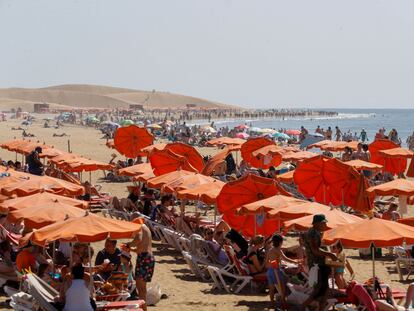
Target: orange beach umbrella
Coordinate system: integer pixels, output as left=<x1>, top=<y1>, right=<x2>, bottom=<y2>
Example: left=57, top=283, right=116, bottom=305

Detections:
left=147, top=170, right=194, bottom=189
left=366, top=179, right=414, bottom=197
left=323, top=217, right=414, bottom=248
left=241, top=137, right=275, bottom=169
left=149, top=149, right=198, bottom=176
left=177, top=180, right=225, bottom=204
left=283, top=208, right=361, bottom=231
left=8, top=202, right=88, bottom=229
left=343, top=159, right=383, bottom=171
left=118, top=163, right=153, bottom=177
left=1, top=175, right=84, bottom=197
left=114, top=125, right=153, bottom=158
left=0, top=192, right=88, bottom=213
left=206, top=137, right=245, bottom=147
left=165, top=142, right=204, bottom=173
left=161, top=173, right=218, bottom=194
left=20, top=213, right=142, bottom=246
left=216, top=174, right=286, bottom=237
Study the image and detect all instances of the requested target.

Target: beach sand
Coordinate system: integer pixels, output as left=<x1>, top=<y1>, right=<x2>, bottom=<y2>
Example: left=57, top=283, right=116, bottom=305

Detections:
left=0, top=116, right=412, bottom=310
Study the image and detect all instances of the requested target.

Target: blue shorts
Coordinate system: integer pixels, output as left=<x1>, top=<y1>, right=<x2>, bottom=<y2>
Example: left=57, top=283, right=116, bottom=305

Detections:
left=267, top=268, right=285, bottom=286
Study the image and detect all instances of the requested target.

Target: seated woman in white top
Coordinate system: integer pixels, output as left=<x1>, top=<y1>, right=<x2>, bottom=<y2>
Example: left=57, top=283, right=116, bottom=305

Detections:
left=62, top=264, right=94, bottom=311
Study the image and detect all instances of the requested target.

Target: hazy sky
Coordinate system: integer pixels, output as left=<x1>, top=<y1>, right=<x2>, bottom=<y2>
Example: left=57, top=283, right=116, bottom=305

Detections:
left=1, top=0, right=414, bottom=109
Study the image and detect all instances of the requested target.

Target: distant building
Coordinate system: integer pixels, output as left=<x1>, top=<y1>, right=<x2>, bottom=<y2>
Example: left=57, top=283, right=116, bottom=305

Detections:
left=34, top=103, right=49, bottom=113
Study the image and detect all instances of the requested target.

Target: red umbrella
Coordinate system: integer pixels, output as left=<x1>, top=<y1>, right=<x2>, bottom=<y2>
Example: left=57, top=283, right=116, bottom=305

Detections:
left=285, top=129, right=301, bottom=136
left=165, top=142, right=204, bottom=173
left=114, top=125, right=153, bottom=158
left=216, top=174, right=288, bottom=237
left=149, top=149, right=198, bottom=176
left=241, top=137, right=275, bottom=169
left=294, top=156, right=361, bottom=209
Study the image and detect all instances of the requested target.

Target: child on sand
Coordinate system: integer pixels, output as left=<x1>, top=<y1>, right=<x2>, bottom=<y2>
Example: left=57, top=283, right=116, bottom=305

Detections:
left=265, top=234, right=300, bottom=306
left=329, top=241, right=354, bottom=289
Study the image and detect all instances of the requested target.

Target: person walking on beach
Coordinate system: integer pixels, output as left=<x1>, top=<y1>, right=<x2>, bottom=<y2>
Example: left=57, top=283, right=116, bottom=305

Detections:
left=335, top=126, right=342, bottom=141
left=359, top=129, right=368, bottom=142
left=301, top=214, right=337, bottom=311
left=127, top=223, right=155, bottom=311
left=325, top=127, right=332, bottom=140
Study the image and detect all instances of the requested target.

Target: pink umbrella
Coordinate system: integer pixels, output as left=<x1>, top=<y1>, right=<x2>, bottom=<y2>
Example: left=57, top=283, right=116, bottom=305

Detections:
left=286, top=129, right=301, bottom=136
left=236, top=132, right=249, bottom=139
left=235, top=124, right=249, bottom=130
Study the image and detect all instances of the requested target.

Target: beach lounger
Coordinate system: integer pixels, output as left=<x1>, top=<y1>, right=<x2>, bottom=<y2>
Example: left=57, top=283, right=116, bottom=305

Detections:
left=25, top=273, right=59, bottom=311
left=182, top=251, right=209, bottom=280
left=395, top=246, right=414, bottom=280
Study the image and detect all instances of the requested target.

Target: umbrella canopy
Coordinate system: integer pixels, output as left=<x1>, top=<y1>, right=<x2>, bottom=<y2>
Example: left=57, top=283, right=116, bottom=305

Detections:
left=367, top=179, right=414, bottom=196
left=397, top=217, right=414, bottom=227
left=272, top=132, right=291, bottom=140
left=118, top=163, right=153, bottom=177
left=235, top=132, right=249, bottom=139
left=0, top=192, right=88, bottom=213
left=266, top=201, right=331, bottom=220
left=308, top=140, right=358, bottom=152
left=277, top=170, right=295, bottom=183
left=147, top=170, right=194, bottom=189
left=286, top=129, right=301, bottom=136
left=147, top=123, right=162, bottom=129
left=323, top=217, right=414, bottom=248
left=354, top=174, right=373, bottom=214
left=206, top=137, right=245, bottom=146
left=20, top=213, right=142, bottom=246
left=0, top=139, right=27, bottom=151
left=7, top=202, right=87, bottom=229
left=294, top=156, right=361, bottom=209
left=343, top=160, right=383, bottom=171
left=202, top=147, right=232, bottom=176
left=141, top=143, right=167, bottom=155
left=165, top=142, right=204, bottom=173
left=235, top=124, right=249, bottom=130
left=282, top=151, right=318, bottom=162
left=149, top=149, right=198, bottom=176
left=216, top=174, right=286, bottom=237
left=379, top=147, right=414, bottom=158
left=54, top=156, right=114, bottom=173
left=241, top=137, right=276, bottom=169
left=369, top=139, right=399, bottom=166
left=238, top=195, right=308, bottom=216
left=200, top=125, right=217, bottom=133
left=120, top=119, right=134, bottom=126
left=1, top=175, right=84, bottom=197
left=300, top=134, right=324, bottom=149
left=177, top=180, right=225, bottom=204
left=251, top=145, right=282, bottom=169
left=161, top=173, right=218, bottom=193
left=114, top=125, right=154, bottom=158
left=283, top=208, right=361, bottom=231
left=377, top=147, right=413, bottom=175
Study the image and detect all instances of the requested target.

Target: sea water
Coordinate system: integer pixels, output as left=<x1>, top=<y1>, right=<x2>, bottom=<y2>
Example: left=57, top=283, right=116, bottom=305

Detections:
left=204, top=109, right=414, bottom=146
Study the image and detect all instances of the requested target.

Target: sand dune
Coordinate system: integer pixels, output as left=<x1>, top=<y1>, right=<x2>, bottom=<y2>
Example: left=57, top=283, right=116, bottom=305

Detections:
left=0, top=84, right=238, bottom=111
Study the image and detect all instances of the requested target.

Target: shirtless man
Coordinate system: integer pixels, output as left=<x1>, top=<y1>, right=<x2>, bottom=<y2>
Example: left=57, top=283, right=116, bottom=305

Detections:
left=127, top=224, right=154, bottom=311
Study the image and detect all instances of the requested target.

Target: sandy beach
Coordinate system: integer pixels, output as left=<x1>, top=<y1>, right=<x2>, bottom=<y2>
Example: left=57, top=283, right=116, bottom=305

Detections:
left=0, top=115, right=412, bottom=311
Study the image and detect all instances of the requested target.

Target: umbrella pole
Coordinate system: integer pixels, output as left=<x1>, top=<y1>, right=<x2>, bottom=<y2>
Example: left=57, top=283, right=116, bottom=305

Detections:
left=89, top=171, right=92, bottom=184
left=372, top=244, right=376, bottom=298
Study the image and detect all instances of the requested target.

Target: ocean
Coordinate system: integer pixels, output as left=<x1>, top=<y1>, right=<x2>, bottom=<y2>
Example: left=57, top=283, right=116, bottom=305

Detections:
left=205, top=109, right=414, bottom=147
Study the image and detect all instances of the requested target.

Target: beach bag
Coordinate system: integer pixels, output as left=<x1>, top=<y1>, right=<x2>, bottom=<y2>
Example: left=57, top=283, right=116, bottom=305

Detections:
left=308, top=264, right=319, bottom=288
left=146, top=283, right=162, bottom=306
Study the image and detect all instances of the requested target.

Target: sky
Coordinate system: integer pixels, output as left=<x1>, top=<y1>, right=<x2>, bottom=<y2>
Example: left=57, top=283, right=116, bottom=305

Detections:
left=1, top=0, right=414, bottom=109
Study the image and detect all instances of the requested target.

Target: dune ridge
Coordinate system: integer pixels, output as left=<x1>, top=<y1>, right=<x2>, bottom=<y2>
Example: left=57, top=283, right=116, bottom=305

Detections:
left=0, top=84, right=239, bottom=111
